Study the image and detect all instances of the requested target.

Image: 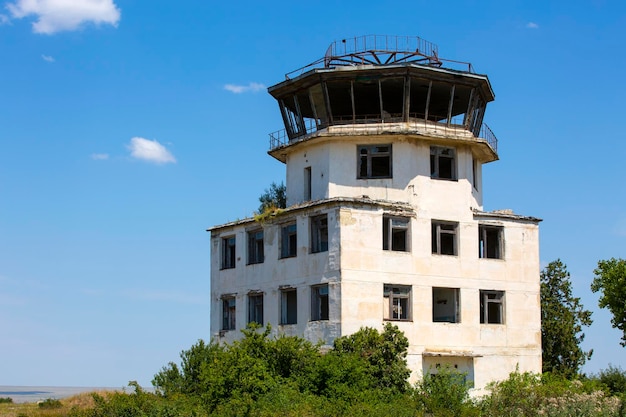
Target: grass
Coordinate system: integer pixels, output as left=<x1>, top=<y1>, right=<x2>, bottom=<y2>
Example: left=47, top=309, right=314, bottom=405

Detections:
left=0, top=391, right=116, bottom=417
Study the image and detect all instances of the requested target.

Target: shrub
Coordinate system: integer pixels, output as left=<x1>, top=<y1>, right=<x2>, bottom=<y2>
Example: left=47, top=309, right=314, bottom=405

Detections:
left=38, top=398, right=62, bottom=409
left=416, top=365, right=477, bottom=416
left=0, top=397, right=12, bottom=404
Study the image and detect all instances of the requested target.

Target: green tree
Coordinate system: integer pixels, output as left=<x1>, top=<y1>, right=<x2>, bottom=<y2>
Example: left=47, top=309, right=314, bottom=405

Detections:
left=258, top=181, right=286, bottom=213
left=591, top=258, right=626, bottom=346
left=541, top=259, right=593, bottom=377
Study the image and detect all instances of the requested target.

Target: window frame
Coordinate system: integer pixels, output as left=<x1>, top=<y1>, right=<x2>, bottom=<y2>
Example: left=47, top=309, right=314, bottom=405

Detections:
left=280, top=288, right=298, bottom=325
left=432, top=287, right=460, bottom=323
left=280, top=222, right=298, bottom=259
left=430, top=146, right=457, bottom=180
left=432, top=221, right=458, bottom=256
left=383, top=284, right=411, bottom=321
left=222, top=296, right=236, bottom=331
left=247, top=229, right=264, bottom=265
left=357, top=144, right=392, bottom=179
left=478, top=225, right=504, bottom=259
left=480, top=290, right=505, bottom=324
left=247, top=293, right=263, bottom=325
left=311, top=284, right=329, bottom=321
left=310, top=214, right=329, bottom=254
left=383, top=215, right=410, bottom=252
left=221, top=236, right=236, bottom=269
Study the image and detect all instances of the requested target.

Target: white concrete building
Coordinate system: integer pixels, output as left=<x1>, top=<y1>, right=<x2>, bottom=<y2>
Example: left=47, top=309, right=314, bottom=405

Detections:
left=209, top=35, right=541, bottom=391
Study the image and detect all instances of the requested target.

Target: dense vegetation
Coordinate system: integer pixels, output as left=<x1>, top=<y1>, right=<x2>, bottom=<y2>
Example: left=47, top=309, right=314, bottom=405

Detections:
left=5, top=323, right=614, bottom=417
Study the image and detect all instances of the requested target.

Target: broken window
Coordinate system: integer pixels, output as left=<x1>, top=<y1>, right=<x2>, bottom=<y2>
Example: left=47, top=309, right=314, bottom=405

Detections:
left=222, top=296, right=236, bottom=331
left=480, top=290, right=505, bottom=324
left=358, top=144, right=392, bottom=179
left=432, top=221, right=458, bottom=255
left=430, top=146, right=456, bottom=180
left=280, top=288, right=297, bottom=325
left=383, top=284, right=411, bottom=321
left=248, top=293, right=263, bottom=325
left=472, top=158, right=479, bottom=191
left=304, top=166, right=312, bottom=201
left=221, top=236, right=236, bottom=269
left=433, top=287, right=460, bottom=323
left=311, top=284, right=329, bottom=321
left=247, top=229, right=264, bottom=265
left=280, top=223, right=297, bottom=258
left=479, top=225, right=503, bottom=259
left=310, top=214, right=328, bottom=253
left=383, top=216, right=410, bottom=252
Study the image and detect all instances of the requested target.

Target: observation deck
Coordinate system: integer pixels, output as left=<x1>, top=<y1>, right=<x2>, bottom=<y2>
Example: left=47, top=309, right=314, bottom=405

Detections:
left=267, top=35, right=498, bottom=163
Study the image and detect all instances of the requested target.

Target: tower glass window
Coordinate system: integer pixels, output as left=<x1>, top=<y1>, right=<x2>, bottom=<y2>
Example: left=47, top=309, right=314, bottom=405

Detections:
left=311, top=284, right=329, bottom=321
left=310, top=215, right=328, bottom=253
left=479, top=225, right=503, bottom=259
left=280, top=223, right=297, bottom=258
left=430, top=146, right=457, bottom=180
left=222, top=296, right=236, bottom=331
left=383, top=284, right=411, bottom=321
left=280, top=289, right=297, bottom=325
left=383, top=216, right=410, bottom=251
left=247, top=230, right=264, bottom=265
left=221, top=236, right=236, bottom=269
left=432, top=221, right=458, bottom=255
left=358, top=144, right=392, bottom=179
left=248, top=293, right=263, bottom=325
left=480, top=290, right=505, bottom=324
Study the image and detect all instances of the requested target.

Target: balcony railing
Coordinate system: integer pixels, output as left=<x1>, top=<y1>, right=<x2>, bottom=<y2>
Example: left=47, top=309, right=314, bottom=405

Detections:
left=269, top=117, right=498, bottom=155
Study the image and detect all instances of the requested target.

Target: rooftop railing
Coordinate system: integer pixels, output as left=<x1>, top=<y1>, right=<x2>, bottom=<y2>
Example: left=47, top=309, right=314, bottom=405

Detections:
left=285, top=35, right=475, bottom=79
left=269, top=117, right=498, bottom=155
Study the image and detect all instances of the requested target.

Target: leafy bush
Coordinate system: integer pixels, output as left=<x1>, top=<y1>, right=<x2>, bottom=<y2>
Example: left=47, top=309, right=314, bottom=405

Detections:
left=0, top=397, right=13, bottom=404
left=416, top=365, right=477, bottom=416
left=38, top=398, right=62, bottom=409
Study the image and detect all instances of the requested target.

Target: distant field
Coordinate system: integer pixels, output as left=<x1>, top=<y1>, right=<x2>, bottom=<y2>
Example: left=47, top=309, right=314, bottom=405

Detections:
left=0, top=386, right=127, bottom=404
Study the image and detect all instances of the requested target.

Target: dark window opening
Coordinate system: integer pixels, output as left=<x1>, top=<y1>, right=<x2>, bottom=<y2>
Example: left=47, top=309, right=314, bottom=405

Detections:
left=221, top=236, right=236, bottom=269
left=384, top=284, right=411, bottom=321
left=247, top=230, right=264, bottom=265
left=222, top=297, right=236, bottom=330
left=358, top=144, right=392, bottom=179
left=432, top=221, right=458, bottom=255
left=433, top=287, right=460, bottom=323
left=311, top=285, right=329, bottom=321
left=430, top=146, right=457, bottom=180
left=281, top=289, right=297, bottom=325
left=479, top=225, right=503, bottom=259
left=383, top=216, right=409, bottom=251
left=281, top=223, right=297, bottom=258
left=311, top=215, right=328, bottom=253
left=248, top=293, right=263, bottom=325
left=480, top=290, right=504, bottom=324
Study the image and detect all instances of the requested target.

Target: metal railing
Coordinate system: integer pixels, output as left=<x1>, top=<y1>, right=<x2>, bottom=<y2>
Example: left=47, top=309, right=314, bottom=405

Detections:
left=269, top=117, right=498, bottom=154
left=285, top=35, right=475, bottom=79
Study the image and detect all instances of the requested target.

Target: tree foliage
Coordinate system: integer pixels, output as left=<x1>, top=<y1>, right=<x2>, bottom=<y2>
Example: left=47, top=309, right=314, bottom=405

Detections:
left=591, top=258, right=626, bottom=347
left=257, top=181, right=286, bottom=214
left=540, top=259, right=593, bottom=377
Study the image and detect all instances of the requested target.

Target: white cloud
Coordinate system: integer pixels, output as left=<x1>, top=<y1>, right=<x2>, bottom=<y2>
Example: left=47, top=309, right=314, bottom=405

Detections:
left=127, top=137, right=176, bottom=164
left=224, top=82, right=266, bottom=94
left=6, top=0, right=121, bottom=34
left=90, top=153, right=109, bottom=160
left=526, top=22, right=539, bottom=29
left=41, top=54, right=54, bottom=62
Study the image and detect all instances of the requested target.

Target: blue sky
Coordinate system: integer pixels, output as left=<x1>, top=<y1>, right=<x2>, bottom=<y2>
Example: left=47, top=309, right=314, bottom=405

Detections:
left=1, top=0, right=624, bottom=387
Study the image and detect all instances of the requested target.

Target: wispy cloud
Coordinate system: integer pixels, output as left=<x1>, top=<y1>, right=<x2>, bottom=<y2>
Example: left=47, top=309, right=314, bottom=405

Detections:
left=6, top=0, right=121, bottom=34
left=526, top=22, right=539, bottom=29
left=127, top=137, right=176, bottom=164
left=0, top=14, right=10, bottom=25
left=90, top=153, right=109, bottom=160
left=224, top=82, right=266, bottom=94
left=41, top=54, right=54, bottom=62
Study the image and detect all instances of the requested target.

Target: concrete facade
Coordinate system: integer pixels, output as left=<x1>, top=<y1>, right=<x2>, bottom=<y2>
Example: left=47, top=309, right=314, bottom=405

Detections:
left=209, top=38, right=541, bottom=391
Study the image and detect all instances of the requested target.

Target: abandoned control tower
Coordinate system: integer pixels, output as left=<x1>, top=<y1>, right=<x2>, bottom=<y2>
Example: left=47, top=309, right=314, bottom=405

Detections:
left=209, top=35, right=541, bottom=391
